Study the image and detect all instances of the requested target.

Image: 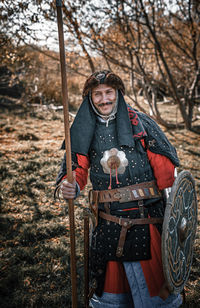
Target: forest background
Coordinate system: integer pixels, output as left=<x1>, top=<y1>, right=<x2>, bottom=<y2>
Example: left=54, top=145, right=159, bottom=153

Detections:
left=0, top=0, right=200, bottom=307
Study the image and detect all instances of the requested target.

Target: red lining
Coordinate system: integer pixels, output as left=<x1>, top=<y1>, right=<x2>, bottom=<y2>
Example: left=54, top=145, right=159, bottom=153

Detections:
left=103, top=224, right=165, bottom=296
left=104, top=261, right=130, bottom=293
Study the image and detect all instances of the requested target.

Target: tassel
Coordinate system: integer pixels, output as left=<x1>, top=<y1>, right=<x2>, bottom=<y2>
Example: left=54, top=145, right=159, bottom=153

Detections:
left=108, top=168, right=120, bottom=189
left=116, top=168, right=120, bottom=184
left=108, top=168, right=112, bottom=190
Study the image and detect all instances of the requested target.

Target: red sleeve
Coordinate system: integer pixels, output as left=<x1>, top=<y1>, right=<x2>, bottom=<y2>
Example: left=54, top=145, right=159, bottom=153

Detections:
left=76, top=154, right=90, bottom=190
left=61, top=154, right=90, bottom=191
left=140, top=139, right=175, bottom=190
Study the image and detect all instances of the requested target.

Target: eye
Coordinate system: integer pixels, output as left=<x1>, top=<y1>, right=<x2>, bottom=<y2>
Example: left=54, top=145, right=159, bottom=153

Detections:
left=107, top=89, right=114, bottom=95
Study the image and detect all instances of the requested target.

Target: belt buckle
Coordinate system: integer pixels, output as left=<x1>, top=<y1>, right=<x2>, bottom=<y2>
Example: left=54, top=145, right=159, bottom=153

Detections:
left=115, top=189, right=132, bottom=203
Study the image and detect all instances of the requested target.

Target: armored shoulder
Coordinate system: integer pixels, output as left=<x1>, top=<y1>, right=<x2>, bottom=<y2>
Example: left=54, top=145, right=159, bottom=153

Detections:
left=137, top=111, right=179, bottom=167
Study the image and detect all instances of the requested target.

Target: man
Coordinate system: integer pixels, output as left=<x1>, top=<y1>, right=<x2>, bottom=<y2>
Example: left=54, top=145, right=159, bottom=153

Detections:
left=56, top=70, right=182, bottom=307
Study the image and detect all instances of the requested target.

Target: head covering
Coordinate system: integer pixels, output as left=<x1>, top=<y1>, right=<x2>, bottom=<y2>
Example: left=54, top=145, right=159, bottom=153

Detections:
left=82, top=70, right=125, bottom=98
left=61, top=70, right=146, bottom=155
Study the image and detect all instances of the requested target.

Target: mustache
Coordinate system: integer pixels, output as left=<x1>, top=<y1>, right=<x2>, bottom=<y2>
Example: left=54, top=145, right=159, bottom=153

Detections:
left=98, top=102, right=113, bottom=107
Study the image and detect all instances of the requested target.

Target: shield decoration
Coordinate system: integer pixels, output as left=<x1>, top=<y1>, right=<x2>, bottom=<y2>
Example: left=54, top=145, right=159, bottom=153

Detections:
left=162, top=170, right=198, bottom=294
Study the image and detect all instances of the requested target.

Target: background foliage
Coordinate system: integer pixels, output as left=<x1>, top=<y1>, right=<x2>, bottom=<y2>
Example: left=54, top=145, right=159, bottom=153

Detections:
left=1, top=0, right=200, bottom=130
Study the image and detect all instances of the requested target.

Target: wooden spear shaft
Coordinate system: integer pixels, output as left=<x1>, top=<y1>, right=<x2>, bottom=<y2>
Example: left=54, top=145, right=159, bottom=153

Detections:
left=84, top=212, right=89, bottom=308
left=56, top=1, right=77, bottom=307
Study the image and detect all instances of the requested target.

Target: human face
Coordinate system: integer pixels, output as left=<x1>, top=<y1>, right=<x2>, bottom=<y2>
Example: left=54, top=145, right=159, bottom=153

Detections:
left=91, top=84, right=116, bottom=116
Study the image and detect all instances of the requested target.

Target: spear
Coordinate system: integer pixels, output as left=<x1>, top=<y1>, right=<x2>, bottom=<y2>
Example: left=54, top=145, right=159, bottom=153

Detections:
left=56, top=1, right=77, bottom=307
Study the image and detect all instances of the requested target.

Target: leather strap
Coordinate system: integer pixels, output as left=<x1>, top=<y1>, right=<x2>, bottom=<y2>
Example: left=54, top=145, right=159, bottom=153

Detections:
left=92, top=180, right=161, bottom=204
left=88, top=189, right=99, bottom=226
left=99, top=211, right=163, bottom=257
left=116, top=226, right=129, bottom=257
left=99, top=211, right=163, bottom=226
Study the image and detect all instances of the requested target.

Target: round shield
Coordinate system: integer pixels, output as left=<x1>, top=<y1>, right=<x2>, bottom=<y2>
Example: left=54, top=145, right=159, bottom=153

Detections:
left=162, top=170, right=198, bottom=294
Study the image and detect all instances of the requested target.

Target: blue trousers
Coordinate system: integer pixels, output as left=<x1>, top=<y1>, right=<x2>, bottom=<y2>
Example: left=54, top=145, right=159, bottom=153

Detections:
left=90, top=262, right=182, bottom=308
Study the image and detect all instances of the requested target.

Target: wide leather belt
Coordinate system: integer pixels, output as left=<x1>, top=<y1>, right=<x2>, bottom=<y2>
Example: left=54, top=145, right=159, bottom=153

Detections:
left=99, top=211, right=163, bottom=257
left=90, top=180, right=162, bottom=204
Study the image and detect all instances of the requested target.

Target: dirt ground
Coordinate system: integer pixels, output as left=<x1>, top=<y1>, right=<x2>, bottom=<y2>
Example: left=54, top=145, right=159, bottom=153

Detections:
left=0, top=103, right=200, bottom=307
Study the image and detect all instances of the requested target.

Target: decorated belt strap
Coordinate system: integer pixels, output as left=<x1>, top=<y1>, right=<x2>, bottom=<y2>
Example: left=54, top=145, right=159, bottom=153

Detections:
left=92, top=180, right=162, bottom=204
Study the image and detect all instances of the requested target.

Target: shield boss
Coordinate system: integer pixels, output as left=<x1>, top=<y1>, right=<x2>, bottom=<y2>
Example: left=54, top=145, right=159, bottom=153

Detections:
left=162, top=170, right=198, bottom=294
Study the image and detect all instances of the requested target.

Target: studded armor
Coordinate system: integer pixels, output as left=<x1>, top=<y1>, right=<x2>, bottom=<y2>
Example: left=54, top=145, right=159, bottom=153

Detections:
left=56, top=92, right=179, bottom=297
left=88, top=117, right=167, bottom=296
left=89, top=117, right=159, bottom=210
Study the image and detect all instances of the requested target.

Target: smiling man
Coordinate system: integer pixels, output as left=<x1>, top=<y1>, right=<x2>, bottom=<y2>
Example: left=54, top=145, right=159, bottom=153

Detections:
left=91, top=84, right=117, bottom=117
left=55, top=70, right=182, bottom=307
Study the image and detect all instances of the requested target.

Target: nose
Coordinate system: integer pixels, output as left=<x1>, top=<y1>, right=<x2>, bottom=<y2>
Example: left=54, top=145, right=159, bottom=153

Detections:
left=101, top=93, right=108, bottom=103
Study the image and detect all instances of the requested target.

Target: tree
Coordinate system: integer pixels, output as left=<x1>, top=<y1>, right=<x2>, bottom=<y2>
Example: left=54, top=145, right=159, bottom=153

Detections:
left=0, top=0, right=93, bottom=106
left=1, top=0, right=199, bottom=131
left=0, top=0, right=94, bottom=76
left=78, top=0, right=200, bottom=131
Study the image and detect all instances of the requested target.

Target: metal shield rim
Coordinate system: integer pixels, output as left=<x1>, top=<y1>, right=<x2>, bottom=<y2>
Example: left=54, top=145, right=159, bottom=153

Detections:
left=161, top=170, right=198, bottom=294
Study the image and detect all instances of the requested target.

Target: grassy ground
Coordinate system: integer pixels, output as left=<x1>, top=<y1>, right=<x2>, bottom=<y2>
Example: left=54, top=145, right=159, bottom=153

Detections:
left=0, top=103, right=199, bottom=307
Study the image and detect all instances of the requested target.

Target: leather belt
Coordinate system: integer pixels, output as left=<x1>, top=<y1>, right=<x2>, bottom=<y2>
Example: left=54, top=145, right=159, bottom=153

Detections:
left=99, top=211, right=163, bottom=257
left=91, top=180, right=162, bottom=204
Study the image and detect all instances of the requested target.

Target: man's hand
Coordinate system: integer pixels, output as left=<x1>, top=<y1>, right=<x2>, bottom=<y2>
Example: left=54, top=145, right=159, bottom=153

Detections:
left=60, top=171, right=76, bottom=199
